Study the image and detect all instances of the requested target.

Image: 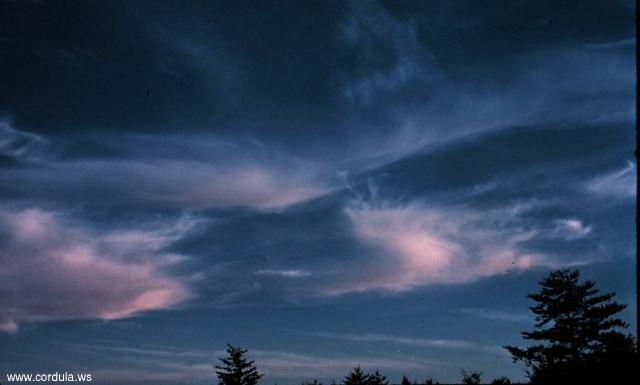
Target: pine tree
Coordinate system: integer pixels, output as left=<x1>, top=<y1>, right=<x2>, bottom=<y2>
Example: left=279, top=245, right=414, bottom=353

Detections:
left=366, top=370, right=388, bottom=385
left=489, top=376, right=511, bottom=385
left=215, top=344, right=264, bottom=385
left=343, top=366, right=369, bottom=385
left=399, top=376, right=412, bottom=385
left=460, top=369, right=481, bottom=385
left=505, top=269, right=637, bottom=383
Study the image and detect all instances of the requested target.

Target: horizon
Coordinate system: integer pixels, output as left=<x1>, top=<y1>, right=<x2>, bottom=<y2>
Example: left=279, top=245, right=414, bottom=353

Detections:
left=0, top=1, right=636, bottom=384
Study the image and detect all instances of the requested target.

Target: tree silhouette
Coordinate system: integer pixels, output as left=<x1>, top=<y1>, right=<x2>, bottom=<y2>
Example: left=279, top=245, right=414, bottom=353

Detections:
left=215, top=344, right=264, bottom=385
left=489, top=376, right=511, bottom=385
left=399, top=376, right=412, bottom=385
left=460, top=369, right=482, bottom=385
left=343, top=366, right=369, bottom=385
left=366, top=371, right=388, bottom=385
left=505, top=269, right=637, bottom=383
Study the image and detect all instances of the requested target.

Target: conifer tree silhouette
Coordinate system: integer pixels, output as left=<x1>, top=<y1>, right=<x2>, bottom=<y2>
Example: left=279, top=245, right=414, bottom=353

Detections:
left=366, top=370, right=388, bottom=385
left=399, top=375, right=412, bottom=385
left=505, top=269, right=637, bottom=383
left=460, top=369, right=481, bottom=385
left=343, top=366, right=369, bottom=385
left=489, top=376, right=511, bottom=385
left=215, top=344, right=264, bottom=385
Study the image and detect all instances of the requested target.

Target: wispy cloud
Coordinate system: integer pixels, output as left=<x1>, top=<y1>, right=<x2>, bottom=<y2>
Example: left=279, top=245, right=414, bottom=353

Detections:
left=339, top=0, right=440, bottom=108
left=0, top=118, right=51, bottom=162
left=587, top=160, right=636, bottom=199
left=255, top=269, right=312, bottom=278
left=293, top=330, right=504, bottom=354
left=337, top=202, right=543, bottom=293
left=251, top=349, right=443, bottom=378
left=457, top=308, right=531, bottom=323
left=0, top=128, right=335, bottom=211
left=583, top=37, right=636, bottom=50
left=334, top=2, right=634, bottom=167
left=552, top=218, right=593, bottom=240
left=0, top=207, right=197, bottom=333
left=69, top=340, right=444, bottom=382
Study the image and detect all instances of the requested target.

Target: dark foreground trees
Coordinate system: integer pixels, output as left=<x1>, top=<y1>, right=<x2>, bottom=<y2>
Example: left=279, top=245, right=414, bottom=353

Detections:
left=460, top=369, right=482, bottom=384
left=215, top=344, right=264, bottom=385
left=342, top=366, right=389, bottom=385
left=342, top=366, right=369, bottom=385
left=505, top=269, right=637, bottom=383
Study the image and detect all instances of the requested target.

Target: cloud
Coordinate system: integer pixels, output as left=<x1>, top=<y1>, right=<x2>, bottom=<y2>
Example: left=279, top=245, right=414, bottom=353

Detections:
left=339, top=0, right=439, bottom=107
left=0, top=118, right=51, bottom=162
left=0, top=207, right=195, bottom=332
left=71, top=341, right=443, bottom=382
left=587, top=160, right=636, bottom=199
left=294, top=331, right=503, bottom=354
left=552, top=218, right=593, bottom=240
left=250, top=350, right=442, bottom=378
left=583, top=37, right=636, bottom=50
left=68, top=343, right=215, bottom=384
left=334, top=2, right=634, bottom=168
left=56, top=159, right=328, bottom=210
left=0, top=128, right=334, bottom=211
left=457, top=308, right=531, bottom=323
left=339, top=202, right=542, bottom=293
left=255, top=269, right=312, bottom=278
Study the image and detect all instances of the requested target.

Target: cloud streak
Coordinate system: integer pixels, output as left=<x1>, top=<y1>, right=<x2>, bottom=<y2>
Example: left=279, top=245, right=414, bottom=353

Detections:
left=0, top=128, right=334, bottom=211
left=70, top=341, right=444, bottom=382
left=587, top=160, right=636, bottom=199
left=295, top=331, right=504, bottom=354
left=255, top=269, right=312, bottom=278
left=0, top=118, right=51, bottom=162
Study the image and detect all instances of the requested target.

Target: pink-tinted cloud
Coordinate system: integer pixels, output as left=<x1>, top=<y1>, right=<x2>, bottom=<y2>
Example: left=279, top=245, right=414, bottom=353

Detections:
left=0, top=208, right=194, bottom=332
left=338, top=203, right=543, bottom=293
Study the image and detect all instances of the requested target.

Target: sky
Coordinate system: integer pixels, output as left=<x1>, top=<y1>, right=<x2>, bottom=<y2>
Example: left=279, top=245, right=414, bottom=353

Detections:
left=0, top=0, right=636, bottom=384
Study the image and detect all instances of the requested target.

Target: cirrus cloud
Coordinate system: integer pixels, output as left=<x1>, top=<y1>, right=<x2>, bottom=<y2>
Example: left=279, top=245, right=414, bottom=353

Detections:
left=0, top=124, right=334, bottom=211
left=0, top=207, right=196, bottom=333
left=336, top=201, right=544, bottom=293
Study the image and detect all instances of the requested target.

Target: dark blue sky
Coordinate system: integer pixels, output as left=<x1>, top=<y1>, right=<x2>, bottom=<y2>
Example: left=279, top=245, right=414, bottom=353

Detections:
left=0, top=1, right=636, bottom=384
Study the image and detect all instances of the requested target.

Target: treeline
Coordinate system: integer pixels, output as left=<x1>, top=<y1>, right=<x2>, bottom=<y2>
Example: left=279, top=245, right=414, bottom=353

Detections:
left=215, top=345, right=513, bottom=385
left=214, top=269, right=638, bottom=385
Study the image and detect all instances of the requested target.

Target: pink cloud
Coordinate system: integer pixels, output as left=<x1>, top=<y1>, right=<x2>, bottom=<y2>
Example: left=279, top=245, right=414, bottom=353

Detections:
left=339, top=203, right=544, bottom=293
left=0, top=208, right=194, bottom=332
